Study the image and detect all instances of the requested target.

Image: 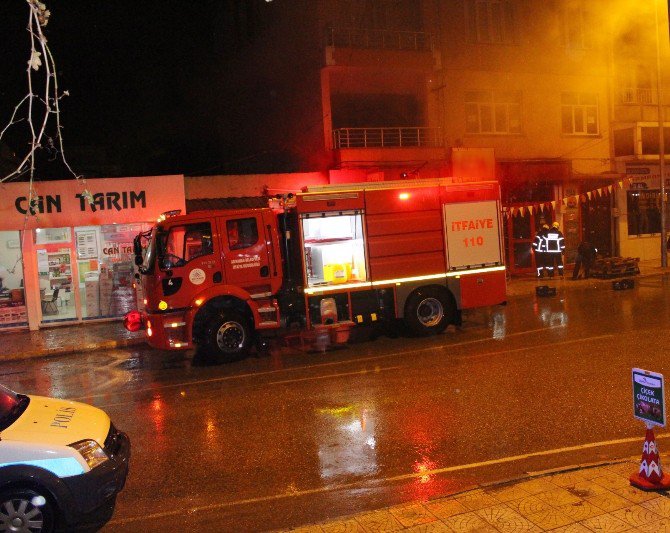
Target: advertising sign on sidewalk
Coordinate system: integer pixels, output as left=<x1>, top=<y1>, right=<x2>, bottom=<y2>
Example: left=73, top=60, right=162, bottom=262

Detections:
left=632, top=368, right=666, bottom=427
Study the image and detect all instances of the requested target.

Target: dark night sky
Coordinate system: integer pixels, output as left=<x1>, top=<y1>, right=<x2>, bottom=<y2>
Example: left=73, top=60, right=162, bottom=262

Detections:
left=0, top=1, right=287, bottom=179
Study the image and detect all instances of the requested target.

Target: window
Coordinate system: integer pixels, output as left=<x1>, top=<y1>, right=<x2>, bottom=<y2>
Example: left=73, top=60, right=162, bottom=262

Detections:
left=561, top=93, right=598, bottom=135
left=563, top=3, right=591, bottom=50
left=161, top=222, right=213, bottom=268
left=226, top=218, right=258, bottom=250
left=627, top=190, right=670, bottom=236
left=465, top=91, right=521, bottom=134
left=466, top=0, right=516, bottom=44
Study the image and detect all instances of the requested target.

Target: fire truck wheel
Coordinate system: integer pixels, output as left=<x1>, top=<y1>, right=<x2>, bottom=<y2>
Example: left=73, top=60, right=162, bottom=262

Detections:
left=404, top=288, right=452, bottom=336
left=206, top=311, right=252, bottom=361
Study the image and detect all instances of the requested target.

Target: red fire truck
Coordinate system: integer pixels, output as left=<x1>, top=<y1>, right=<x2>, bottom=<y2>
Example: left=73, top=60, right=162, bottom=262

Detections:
left=125, top=179, right=507, bottom=360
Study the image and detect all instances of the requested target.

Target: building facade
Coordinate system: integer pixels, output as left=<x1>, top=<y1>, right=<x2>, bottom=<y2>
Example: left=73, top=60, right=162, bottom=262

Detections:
left=250, top=0, right=670, bottom=273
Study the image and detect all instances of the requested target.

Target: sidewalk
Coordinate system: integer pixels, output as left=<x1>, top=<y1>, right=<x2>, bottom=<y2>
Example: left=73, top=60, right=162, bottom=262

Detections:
left=0, top=260, right=667, bottom=362
left=287, top=460, right=670, bottom=532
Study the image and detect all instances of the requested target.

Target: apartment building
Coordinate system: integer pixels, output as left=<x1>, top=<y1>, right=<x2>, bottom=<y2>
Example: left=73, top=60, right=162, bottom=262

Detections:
left=238, top=1, right=670, bottom=272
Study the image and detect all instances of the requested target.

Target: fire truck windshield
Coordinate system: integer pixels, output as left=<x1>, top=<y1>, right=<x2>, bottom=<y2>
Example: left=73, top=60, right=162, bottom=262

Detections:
left=138, top=228, right=157, bottom=274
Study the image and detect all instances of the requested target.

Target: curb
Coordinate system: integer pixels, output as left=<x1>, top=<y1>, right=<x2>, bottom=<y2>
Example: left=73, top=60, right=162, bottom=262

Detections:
left=0, top=336, right=146, bottom=363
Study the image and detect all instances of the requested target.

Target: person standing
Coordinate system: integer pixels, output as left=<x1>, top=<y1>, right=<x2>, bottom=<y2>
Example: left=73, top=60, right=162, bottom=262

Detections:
left=544, top=222, right=565, bottom=278
left=533, top=224, right=549, bottom=278
left=572, top=240, right=597, bottom=279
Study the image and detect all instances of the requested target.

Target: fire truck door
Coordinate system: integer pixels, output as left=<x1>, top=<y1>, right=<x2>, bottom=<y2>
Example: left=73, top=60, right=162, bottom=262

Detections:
left=217, top=214, right=274, bottom=292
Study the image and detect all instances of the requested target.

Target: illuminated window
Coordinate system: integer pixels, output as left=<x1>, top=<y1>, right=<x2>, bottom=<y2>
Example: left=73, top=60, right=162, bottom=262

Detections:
left=561, top=93, right=598, bottom=136
left=301, top=211, right=367, bottom=287
left=465, top=91, right=521, bottom=134
left=465, top=0, right=516, bottom=45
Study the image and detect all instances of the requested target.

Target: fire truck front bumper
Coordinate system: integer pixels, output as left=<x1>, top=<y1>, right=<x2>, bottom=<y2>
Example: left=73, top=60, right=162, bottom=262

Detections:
left=124, top=309, right=192, bottom=350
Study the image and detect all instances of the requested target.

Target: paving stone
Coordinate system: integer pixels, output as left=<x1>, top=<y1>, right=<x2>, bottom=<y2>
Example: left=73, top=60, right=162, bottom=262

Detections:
left=585, top=491, right=634, bottom=512
left=564, top=480, right=611, bottom=499
left=550, top=523, right=595, bottom=533
left=320, top=519, right=366, bottom=533
left=423, top=498, right=469, bottom=520
left=590, top=474, right=631, bottom=492
left=579, top=513, right=632, bottom=532
left=558, top=501, right=607, bottom=522
left=550, top=471, right=589, bottom=487
left=513, top=477, right=559, bottom=495
left=484, top=484, right=532, bottom=502
left=534, top=487, right=583, bottom=507
left=403, top=521, right=453, bottom=533
left=355, top=510, right=404, bottom=532
left=638, top=517, right=670, bottom=532
left=641, top=496, right=670, bottom=518
left=525, top=506, right=575, bottom=530
left=453, top=491, right=500, bottom=511
left=611, top=485, right=658, bottom=504
left=476, top=504, right=539, bottom=532
left=389, top=504, right=438, bottom=527
left=506, top=495, right=554, bottom=516
left=442, top=511, right=498, bottom=532
left=610, top=504, right=661, bottom=528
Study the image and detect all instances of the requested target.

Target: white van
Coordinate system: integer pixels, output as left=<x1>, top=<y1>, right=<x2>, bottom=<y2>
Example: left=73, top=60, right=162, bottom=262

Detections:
left=0, top=384, right=130, bottom=532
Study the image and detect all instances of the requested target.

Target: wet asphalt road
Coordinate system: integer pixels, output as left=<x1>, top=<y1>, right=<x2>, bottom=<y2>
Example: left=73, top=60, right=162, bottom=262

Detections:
left=2, top=275, right=670, bottom=531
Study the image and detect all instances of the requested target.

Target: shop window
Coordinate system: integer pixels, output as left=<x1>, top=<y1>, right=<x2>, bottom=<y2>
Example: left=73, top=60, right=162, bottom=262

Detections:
left=0, top=231, right=26, bottom=328
left=226, top=218, right=258, bottom=250
left=75, top=223, right=151, bottom=320
left=162, top=223, right=213, bottom=268
left=301, top=211, right=367, bottom=287
left=561, top=93, right=599, bottom=135
left=627, top=190, right=670, bottom=236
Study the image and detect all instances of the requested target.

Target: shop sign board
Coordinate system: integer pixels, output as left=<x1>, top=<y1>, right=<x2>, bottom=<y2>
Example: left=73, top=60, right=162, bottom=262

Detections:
left=632, top=368, right=666, bottom=427
left=0, top=175, right=186, bottom=231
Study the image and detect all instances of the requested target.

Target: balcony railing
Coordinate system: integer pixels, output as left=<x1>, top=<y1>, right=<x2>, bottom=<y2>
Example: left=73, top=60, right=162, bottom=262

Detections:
left=327, top=28, right=434, bottom=52
left=618, top=87, right=654, bottom=105
left=333, top=127, right=442, bottom=149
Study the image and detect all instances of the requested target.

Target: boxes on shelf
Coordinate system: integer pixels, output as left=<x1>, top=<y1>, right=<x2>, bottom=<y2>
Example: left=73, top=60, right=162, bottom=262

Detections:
left=323, top=263, right=351, bottom=284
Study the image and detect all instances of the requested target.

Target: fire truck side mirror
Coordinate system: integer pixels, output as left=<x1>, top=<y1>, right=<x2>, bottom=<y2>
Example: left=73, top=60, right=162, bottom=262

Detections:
left=134, top=255, right=143, bottom=266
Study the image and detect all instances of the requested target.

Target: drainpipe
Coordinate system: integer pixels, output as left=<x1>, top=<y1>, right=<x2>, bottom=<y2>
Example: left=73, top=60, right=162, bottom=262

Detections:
left=656, top=0, right=667, bottom=266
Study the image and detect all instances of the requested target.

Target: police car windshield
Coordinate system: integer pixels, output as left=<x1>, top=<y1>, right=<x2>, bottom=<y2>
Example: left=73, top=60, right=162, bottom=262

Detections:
left=0, top=384, right=29, bottom=432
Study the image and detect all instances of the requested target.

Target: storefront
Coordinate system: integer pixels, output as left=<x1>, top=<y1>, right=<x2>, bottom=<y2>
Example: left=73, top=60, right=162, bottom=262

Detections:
left=0, top=175, right=185, bottom=331
left=616, top=162, right=670, bottom=261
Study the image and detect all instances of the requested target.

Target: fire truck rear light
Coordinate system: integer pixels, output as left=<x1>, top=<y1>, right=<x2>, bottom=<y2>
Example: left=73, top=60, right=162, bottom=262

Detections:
left=143, top=298, right=147, bottom=305
left=147, top=327, right=153, bottom=337
left=399, top=193, right=410, bottom=200
left=195, top=298, right=204, bottom=306
left=167, top=322, right=186, bottom=328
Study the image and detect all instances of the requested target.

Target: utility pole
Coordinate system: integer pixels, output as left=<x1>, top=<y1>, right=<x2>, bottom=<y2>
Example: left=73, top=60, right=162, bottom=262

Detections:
left=656, top=0, right=667, bottom=267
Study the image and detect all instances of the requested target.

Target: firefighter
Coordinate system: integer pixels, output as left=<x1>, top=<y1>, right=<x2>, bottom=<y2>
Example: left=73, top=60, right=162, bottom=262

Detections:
left=533, top=224, right=549, bottom=278
left=544, top=221, right=566, bottom=278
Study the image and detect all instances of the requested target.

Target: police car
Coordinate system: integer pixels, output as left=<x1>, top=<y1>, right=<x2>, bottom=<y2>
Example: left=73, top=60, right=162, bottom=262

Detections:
left=0, top=384, right=130, bottom=532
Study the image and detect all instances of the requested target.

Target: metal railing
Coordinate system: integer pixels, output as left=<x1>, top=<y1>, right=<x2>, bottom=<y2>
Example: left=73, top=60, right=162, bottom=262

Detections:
left=619, top=87, right=654, bottom=105
left=327, top=28, right=433, bottom=52
left=333, top=127, right=442, bottom=149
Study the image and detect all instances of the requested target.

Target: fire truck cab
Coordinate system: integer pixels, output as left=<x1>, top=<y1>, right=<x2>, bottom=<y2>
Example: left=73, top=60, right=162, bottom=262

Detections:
left=128, top=179, right=507, bottom=361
